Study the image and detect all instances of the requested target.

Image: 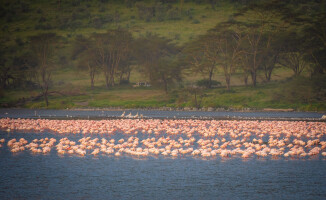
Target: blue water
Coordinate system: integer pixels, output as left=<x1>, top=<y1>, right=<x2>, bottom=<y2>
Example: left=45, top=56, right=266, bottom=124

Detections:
left=2, top=153, right=326, bottom=200
left=1, top=131, right=326, bottom=199
left=0, top=108, right=324, bottom=119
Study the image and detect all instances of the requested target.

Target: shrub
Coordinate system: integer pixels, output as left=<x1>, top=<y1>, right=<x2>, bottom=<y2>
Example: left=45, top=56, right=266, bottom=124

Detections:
left=196, top=79, right=221, bottom=88
left=119, top=79, right=130, bottom=85
left=192, top=19, right=200, bottom=24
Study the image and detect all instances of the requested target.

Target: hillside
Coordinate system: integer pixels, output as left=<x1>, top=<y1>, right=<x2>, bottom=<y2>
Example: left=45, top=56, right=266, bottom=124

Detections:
left=0, top=0, right=325, bottom=111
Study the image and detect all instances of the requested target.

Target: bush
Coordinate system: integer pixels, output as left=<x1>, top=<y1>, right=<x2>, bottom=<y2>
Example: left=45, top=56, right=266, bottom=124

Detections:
left=35, top=23, right=53, bottom=30
left=167, top=8, right=181, bottom=20
left=219, top=89, right=236, bottom=94
left=119, top=79, right=130, bottom=85
left=192, top=19, right=200, bottom=24
left=196, top=79, right=221, bottom=88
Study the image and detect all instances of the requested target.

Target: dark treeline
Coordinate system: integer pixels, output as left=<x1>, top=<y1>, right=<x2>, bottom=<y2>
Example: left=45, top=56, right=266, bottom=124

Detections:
left=0, top=0, right=325, bottom=106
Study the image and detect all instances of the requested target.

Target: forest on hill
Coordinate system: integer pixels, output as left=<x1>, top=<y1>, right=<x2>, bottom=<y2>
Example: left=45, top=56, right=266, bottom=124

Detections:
left=0, top=0, right=325, bottom=111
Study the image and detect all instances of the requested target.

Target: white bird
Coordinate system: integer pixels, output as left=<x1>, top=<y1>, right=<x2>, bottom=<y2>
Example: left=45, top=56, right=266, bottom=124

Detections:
left=121, top=111, right=125, bottom=117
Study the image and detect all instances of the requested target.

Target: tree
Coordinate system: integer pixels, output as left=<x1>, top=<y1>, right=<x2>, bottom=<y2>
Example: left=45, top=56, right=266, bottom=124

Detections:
left=116, top=61, right=130, bottom=85
left=186, top=85, right=205, bottom=109
left=29, top=33, right=57, bottom=107
left=72, top=35, right=98, bottom=89
left=301, top=7, right=326, bottom=75
left=93, top=29, right=132, bottom=88
left=11, top=51, right=38, bottom=88
left=274, top=0, right=325, bottom=75
left=185, top=21, right=243, bottom=90
left=234, top=1, right=288, bottom=86
left=184, top=35, right=218, bottom=89
left=260, top=31, right=282, bottom=82
left=157, top=56, right=183, bottom=93
left=208, top=23, right=244, bottom=90
left=116, top=53, right=134, bottom=85
left=0, top=43, right=28, bottom=89
left=134, top=34, right=181, bottom=93
left=0, top=47, right=12, bottom=89
left=278, top=32, right=307, bottom=76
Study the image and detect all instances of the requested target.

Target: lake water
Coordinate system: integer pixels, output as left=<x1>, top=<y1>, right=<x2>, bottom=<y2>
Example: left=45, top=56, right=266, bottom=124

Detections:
left=0, top=109, right=326, bottom=199
left=1, top=130, right=326, bottom=199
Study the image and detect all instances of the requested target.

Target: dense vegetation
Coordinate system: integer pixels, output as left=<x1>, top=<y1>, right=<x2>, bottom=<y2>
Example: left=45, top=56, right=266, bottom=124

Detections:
left=0, top=0, right=325, bottom=111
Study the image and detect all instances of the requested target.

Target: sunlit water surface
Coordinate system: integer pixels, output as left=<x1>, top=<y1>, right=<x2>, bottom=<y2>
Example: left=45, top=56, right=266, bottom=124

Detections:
left=1, top=131, right=326, bottom=200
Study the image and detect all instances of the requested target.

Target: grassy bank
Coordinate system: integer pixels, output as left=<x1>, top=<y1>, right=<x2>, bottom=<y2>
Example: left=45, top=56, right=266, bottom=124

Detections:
left=2, top=70, right=325, bottom=111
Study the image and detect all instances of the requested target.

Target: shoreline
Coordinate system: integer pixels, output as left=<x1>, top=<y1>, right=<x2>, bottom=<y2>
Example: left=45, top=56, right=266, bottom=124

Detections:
left=23, top=116, right=326, bottom=122
left=0, top=109, right=325, bottom=122
left=3, top=106, right=324, bottom=113
left=0, top=108, right=325, bottom=122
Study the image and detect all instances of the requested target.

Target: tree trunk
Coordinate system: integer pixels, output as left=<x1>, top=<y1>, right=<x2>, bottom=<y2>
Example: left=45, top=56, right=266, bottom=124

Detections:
left=44, top=93, right=49, bottom=107
left=109, top=65, right=115, bottom=86
left=109, top=74, right=115, bottom=86
left=127, top=70, right=131, bottom=82
left=0, top=68, right=10, bottom=89
left=264, top=67, right=272, bottom=82
left=43, top=87, right=49, bottom=107
left=41, top=67, right=51, bottom=107
left=225, top=74, right=231, bottom=91
left=208, top=68, right=213, bottom=88
left=251, top=70, right=257, bottom=87
left=194, top=92, right=198, bottom=108
left=90, top=72, right=94, bottom=89
left=88, top=63, right=95, bottom=89
left=265, top=55, right=278, bottom=82
left=242, top=69, right=249, bottom=86
left=162, top=74, right=168, bottom=94
left=119, top=72, right=123, bottom=85
left=0, top=78, right=6, bottom=89
left=244, top=75, right=248, bottom=86
left=266, top=71, right=272, bottom=82
left=105, top=73, right=110, bottom=88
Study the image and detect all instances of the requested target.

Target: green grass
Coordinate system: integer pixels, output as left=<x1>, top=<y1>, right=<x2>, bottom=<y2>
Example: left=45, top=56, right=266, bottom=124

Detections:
left=197, top=76, right=326, bottom=111
left=1, top=1, right=235, bottom=47
left=1, top=63, right=325, bottom=111
left=2, top=74, right=325, bottom=111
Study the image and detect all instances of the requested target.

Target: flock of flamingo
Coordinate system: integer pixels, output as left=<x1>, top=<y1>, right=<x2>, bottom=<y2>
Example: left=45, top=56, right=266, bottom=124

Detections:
left=0, top=118, right=326, bottom=160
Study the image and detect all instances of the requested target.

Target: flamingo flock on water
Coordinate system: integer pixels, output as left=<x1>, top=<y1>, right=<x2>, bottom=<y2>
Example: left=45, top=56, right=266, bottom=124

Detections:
left=0, top=118, right=326, bottom=160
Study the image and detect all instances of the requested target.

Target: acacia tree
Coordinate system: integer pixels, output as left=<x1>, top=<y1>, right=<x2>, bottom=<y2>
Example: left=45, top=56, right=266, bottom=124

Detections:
left=0, top=42, right=33, bottom=89
left=134, top=34, right=181, bottom=93
left=278, top=32, right=307, bottom=76
left=186, top=86, right=205, bottom=109
left=185, top=35, right=218, bottom=89
left=30, top=33, right=57, bottom=107
left=93, top=29, right=132, bottom=88
left=235, top=1, right=287, bottom=86
left=243, top=24, right=266, bottom=86
left=72, top=35, right=97, bottom=89
left=116, top=51, right=134, bottom=85
left=0, top=47, right=12, bottom=89
left=208, top=23, right=244, bottom=90
left=300, top=6, right=326, bottom=75
left=261, top=34, right=280, bottom=82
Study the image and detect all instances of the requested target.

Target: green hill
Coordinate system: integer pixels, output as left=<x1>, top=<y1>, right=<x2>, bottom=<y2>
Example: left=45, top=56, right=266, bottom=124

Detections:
left=0, top=0, right=325, bottom=111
